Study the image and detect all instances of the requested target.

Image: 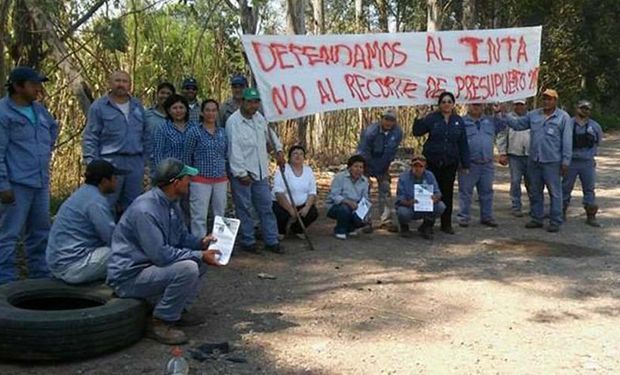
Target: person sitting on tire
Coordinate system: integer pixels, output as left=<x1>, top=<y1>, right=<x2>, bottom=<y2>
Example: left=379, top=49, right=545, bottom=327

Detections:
left=46, top=160, right=128, bottom=284
left=107, top=158, right=221, bottom=345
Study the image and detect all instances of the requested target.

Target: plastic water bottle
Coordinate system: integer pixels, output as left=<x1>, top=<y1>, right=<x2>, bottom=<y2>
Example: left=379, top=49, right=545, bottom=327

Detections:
left=164, top=346, right=189, bottom=375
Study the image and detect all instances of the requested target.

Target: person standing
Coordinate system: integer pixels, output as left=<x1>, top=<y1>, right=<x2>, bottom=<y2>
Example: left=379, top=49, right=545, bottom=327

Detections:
left=144, top=82, right=175, bottom=137
left=46, top=160, right=127, bottom=284
left=152, top=94, right=194, bottom=168
left=184, top=99, right=228, bottom=237
left=181, top=77, right=201, bottom=125
left=395, top=155, right=445, bottom=240
left=413, top=92, right=470, bottom=234
left=219, top=74, right=248, bottom=127
left=82, top=70, right=148, bottom=214
left=107, top=158, right=221, bottom=345
left=503, top=89, right=572, bottom=232
left=357, top=109, right=403, bottom=227
left=497, top=99, right=531, bottom=217
left=562, top=100, right=604, bottom=227
left=0, top=66, right=58, bottom=284
left=226, top=88, right=285, bottom=254
left=457, top=103, right=505, bottom=228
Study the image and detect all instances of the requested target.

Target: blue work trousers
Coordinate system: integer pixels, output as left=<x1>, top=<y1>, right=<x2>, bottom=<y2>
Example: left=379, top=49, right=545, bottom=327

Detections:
left=562, top=158, right=596, bottom=208
left=528, top=161, right=563, bottom=225
left=457, top=162, right=495, bottom=223
left=0, top=183, right=50, bottom=284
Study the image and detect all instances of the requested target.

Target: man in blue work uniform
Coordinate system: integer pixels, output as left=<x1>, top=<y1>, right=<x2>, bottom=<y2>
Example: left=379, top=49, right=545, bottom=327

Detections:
left=47, top=160, right=128, bottom=284
left=357, top=109, right=403, bottom=227
left=0, top=66, right=58, bottom=284
left=395, top=155, right=445, bottom=240
left=219, top=74, right=248, bottom=127
left=107, top=158, right=221, bottom=345
left=457, top=103, right=505, bottom=228
left=181, top=77, right=201, bottom=124
left=503, top=89, right=572, bottom=232
left=562, top=100, right=604, bottom=227
left=82, top=70, right=149, bottom=215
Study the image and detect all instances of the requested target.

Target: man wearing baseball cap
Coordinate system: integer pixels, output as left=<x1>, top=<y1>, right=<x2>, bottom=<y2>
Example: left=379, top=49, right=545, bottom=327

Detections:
left=46, top=160, right=128, bottom=284
left=562, top=99, right=604, bottom=227
left=226, top=88, right=286, bottom=254
left=395, top=155, right=445, bottom=239
left=219, top=74, right=248, bottom=127
left=181, top=77, right=201, bottom=124
left=107, top=158, right=221, bottom=345
left=357, top=108, right=403, bottom=228
left=502, top=88, right=572, bottom=232
left=0, top=66, right=58, bottom=284
left=497, top=99, right=531, bottom=217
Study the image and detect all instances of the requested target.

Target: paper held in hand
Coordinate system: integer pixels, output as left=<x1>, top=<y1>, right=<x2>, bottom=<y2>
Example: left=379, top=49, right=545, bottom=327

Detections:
left=414, top=184, right=434, bottom=212
left=208, top=216, right=240, bottom=265
left=355, top=197, right=372, bottom=220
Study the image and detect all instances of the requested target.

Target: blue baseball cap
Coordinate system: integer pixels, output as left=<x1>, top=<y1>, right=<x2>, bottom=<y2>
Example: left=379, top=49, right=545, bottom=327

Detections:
left=7, top=66, right=48, bottom=85
left=230, top=75, right=248, bottom=86
left=182, top=77, right=199, bottom=89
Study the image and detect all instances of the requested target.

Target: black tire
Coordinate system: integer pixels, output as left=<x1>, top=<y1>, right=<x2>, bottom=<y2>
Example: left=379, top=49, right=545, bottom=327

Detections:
left=0, top=278, right=147, bottom=361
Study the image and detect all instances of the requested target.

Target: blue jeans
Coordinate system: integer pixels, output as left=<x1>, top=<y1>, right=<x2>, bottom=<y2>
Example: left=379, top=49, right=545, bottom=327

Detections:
left=327, top=204, right=365, bottom=235
left=230, top=177, right=279, bottom=247
left=114, top=260, right=206, bottom=322
left=508, top=155, right=530, bottom=211
left=396, top=201, right=446, bottom=226
left=457, top=161, right=495, bottom=223
left=562, top=158, right=596, bottom=208
left=528, top=161, right=563, bottom=225
left=0, top=183, right=50, bottom=284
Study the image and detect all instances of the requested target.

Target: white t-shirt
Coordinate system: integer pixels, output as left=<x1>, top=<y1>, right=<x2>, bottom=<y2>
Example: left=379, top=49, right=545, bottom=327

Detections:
left=117, top=101, right=130, bottom=120
left=272, top=164, right=317, bottom=206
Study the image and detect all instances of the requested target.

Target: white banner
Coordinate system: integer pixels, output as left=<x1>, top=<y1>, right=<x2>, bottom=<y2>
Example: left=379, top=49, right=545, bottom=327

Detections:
left=241, top=26, right=542, bottom=122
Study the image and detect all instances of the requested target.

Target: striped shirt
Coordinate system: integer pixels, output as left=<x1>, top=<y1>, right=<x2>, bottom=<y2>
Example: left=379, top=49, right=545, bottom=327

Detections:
left=152, top=120, right=194, bottom=168
left=184, top=125, right=228, bottom=180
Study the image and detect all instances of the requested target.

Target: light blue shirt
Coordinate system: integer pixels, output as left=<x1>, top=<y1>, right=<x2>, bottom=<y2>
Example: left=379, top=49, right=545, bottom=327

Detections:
left=504, top=108, right=572, bottom=165
left=357, top=122, right=403, bottom=176
left=0, top=96, right=58, bottom=190
left=462, top=115, right=504, bottom=163
left=16, top=105, right=36, bottom=125
left=325, top=170, right=369, bottom=210
left=571, top=117, right=603, bottom=160
left=46, top=185, right=115, bottom=274
left=82, top=94, right=148, bottom=164
left=395, top=169, right=441, bottom=206
left=107, top=188, right=203, bottom=286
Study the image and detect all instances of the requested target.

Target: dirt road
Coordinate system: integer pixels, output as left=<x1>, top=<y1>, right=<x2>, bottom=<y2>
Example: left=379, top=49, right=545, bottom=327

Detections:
left=2, top=134, right=619, bottom=375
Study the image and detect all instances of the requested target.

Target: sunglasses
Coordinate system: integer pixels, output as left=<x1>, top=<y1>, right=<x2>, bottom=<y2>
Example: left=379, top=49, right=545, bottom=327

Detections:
left=579, top=106, right=591, bottom=111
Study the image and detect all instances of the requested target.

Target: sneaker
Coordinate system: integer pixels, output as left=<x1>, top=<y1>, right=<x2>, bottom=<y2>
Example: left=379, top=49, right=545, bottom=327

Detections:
left=146, top=318, right=188, bottom=345
left=361, top=224, right=373, bottom=234
left=241, top=243, right=259, bottom=253
left=524, top=221, right=543, bottom=229
left=347, top=230, right=359, bottom=237
left=265, top=243, right=285, bottom=254
left=547, top=224, right=560, bottom=233
left=458, top=221, right=469, bottom=228
left=512, top=210, right=524, bottom=217
left=277, top=234, right=285, bottom=241
left=176, top=310, right=206, bottom=327
left=481, top=220, right=498, bottom=228
left=420, top=226, right=434, bottom=240
left=400, top=224, right=412, bottom=238
left=335, top=233, right=347, bottom=240
left=295, top=233, right=306, bottom=240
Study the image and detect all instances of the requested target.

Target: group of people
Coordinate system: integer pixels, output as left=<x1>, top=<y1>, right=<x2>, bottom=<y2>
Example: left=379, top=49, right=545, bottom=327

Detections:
left=0, top=65, right=604, bottom=345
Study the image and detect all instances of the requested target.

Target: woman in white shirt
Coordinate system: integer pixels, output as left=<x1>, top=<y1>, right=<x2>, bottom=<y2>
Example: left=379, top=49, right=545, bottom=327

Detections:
left=272, top=145, right=318, bottom=239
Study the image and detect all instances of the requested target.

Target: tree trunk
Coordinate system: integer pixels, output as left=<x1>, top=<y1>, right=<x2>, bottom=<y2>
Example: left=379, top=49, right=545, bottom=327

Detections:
left=0, top=0, right=12, bottom=97
left=238, top=0, right=259, bottom=35
left=11, top=0, right=42, bottom=67
left=462, top=0, right=476, bottom=29
left=427, top=0, right=440, bottom=31
left=24, top=0, right=93, bottom=115
left=377, top=0, right=389, bottom=32
left=311, top=0, right=324, bottom=155
left=286, top=0, right=308, bottom=148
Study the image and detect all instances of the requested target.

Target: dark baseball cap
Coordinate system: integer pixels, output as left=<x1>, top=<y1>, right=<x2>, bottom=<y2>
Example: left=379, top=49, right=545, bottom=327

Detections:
left=7, top=66, right=48, bottom=85
left=85, top=160, right=130, bottom=181
left=230, top=74, right=248, bottom=86
left=411, top=154, right=427, bottom=166
left=153, top=158, right=198, bottom=186
left=182, top=77, right=198, bottom=89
